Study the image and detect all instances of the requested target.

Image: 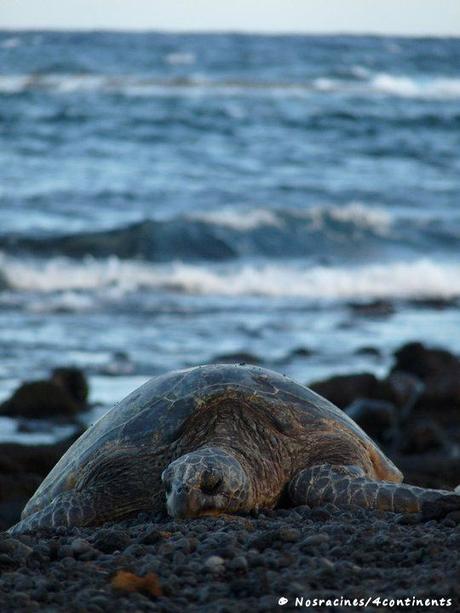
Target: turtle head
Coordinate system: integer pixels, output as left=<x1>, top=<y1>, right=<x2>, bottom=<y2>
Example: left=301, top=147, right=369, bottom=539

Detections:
left=161, top=447, right=251, bottom=518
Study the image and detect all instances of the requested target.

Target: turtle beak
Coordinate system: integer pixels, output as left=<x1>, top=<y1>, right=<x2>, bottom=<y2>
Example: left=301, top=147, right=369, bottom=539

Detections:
left=166, top=483, right=203, bottom=519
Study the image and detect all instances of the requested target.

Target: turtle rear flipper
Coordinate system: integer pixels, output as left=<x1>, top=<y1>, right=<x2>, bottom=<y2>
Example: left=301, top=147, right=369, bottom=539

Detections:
left=288, top=464, right=460, bottom=517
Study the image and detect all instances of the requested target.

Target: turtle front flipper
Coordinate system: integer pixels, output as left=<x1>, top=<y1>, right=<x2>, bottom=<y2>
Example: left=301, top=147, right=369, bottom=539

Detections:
left=7, top=489, right=100, bottom=535
left=288, top=464, right=460, bottom=518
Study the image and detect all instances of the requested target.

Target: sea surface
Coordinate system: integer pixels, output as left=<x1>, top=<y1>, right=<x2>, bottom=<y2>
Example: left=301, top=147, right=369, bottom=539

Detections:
left=1, top=32, right=459, bottom=442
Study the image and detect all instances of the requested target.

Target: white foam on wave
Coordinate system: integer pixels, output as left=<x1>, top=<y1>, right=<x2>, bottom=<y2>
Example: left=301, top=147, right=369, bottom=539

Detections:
left=312, top=73, right=460, bottom=99
left=1, top=255, right=144, bottom=293
left=0, top=37, right=22, bottom=49
left=2, top=71, right=460, bottom=100
left=351, top=65, right=371, bottom=79
left=308, top=202, right=392, bottom=236
left=26, top=291, right=96, bottom=313
left=312, top=77, right=337, bottom=92
left=0, top=73, right=303, bottom=97
left=164, top=52, right=196, bottom=65
left=191, top=208, right=281, bottom=231
left=155, top=259, right=460, bottom=299
left=191, top=203, right=391, bottom=235
left=0, top=75, right=30, bottom=93
left=0, top=74, right=109, bottom=94
left=370, top=73, right=460, bottom=99
left=2, top=254, right=460, bottom=301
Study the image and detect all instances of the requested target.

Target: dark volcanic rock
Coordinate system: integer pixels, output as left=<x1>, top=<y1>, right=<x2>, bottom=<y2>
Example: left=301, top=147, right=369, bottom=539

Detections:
left=354, top=346, right=381, bottom=357
left=348, top=299, right=395, bottom=318
left=93, top=529, right=131, bottom=553
left=310, top=372, right=393, bottom=409
left=392, top=342, right=460, bottom=429
left=0, top=367, right=89, bottom=421
left=310, top=369, right=423, bottom=415
left=311, top=343, right=460, bottom=430
left=393, top=342, right=460, bottom=380
left=0, top=381, right=81, bottom=421
left=0, top=434, right=82, bottom=531
left=308, top=345, right=459, bottom=490
left=287, top=346, right=314, bottom=359
left=51, top=367, right=89, bottom=408
left=408, top=297, right=460, bottom=310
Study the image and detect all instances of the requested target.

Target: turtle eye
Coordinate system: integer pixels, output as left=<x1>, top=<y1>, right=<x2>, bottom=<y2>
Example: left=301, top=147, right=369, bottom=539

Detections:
left=201, top=471, right=223, bottom=496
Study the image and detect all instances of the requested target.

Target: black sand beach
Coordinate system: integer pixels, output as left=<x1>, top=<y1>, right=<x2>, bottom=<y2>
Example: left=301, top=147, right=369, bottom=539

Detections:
left=1, top=505, right=459, bottom=612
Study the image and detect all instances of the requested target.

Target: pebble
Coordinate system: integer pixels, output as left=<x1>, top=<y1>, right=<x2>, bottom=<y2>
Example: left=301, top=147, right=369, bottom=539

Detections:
left=93, top=529, right=131, bottom=553
left=0, top=538, right=33, bottom=560
left=301, top=533, right=330, bottom=547
left=228, top=556, right=249, bottom=572
left=317, top=557, right=336, bottom=573
left=310, top=508, right=332, bottom=521
left=278, top=527, right=301, bottom=542
left=139, top=528, right=164, bottom=545
left=204, top=555, right=225, bottom=571
left=70, top=538, right=92, bottom=556
left=0, top=553, right=14, bottom=567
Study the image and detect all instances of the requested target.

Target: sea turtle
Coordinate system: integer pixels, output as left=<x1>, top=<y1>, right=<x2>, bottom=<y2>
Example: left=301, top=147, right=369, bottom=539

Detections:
left=8, top=364, right=460, bottom=534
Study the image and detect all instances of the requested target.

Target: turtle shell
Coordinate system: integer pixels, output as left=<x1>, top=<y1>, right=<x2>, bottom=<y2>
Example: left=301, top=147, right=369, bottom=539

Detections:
left=22, top=364, right=396, bottom=518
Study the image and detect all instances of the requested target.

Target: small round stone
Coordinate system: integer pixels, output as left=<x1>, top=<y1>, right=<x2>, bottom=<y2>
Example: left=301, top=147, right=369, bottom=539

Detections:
left=278, top=527, right=301, bottom=542
left=70, top=538, right=92, bottom=556
left=301, top=533, right=330, bottom=547
left=228, top=556, right=249, bottom=572
left=204, top=555, right=225, bottom=572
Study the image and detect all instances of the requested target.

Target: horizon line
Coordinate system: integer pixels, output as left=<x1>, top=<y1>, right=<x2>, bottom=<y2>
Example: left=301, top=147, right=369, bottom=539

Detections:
left=1, top=27, right=460, bottom=39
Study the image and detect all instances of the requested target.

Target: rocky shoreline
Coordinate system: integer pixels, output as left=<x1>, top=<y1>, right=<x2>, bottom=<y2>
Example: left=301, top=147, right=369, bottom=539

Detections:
left=0, top=341, right=459, bottom=610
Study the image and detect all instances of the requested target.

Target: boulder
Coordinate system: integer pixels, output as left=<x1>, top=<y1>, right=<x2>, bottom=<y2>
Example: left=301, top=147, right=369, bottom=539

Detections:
left=348, top=300, right=395, bottom=318
left=392, top=342, right=460, bottom=381
left=310, top=373, right=393, bottom=410
left=51, top=367, right=89, bottom=408
left=0, top=366, right=89, bottom=421
left=392, top=343, right=460, bottom=428
left=0, top=381, right=80, bottom=421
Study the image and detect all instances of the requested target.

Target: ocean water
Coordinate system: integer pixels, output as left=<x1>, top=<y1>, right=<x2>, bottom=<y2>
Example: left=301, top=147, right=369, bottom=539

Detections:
left=1, top=32, right=459, bottom=441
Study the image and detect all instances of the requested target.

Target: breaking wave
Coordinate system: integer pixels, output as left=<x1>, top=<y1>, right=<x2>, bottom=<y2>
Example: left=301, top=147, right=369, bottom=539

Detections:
left=1, top=72, right=460, bottom=100
left=0, top=203, right=393, bottom=262
left=1, top=255, right=460, bottom=302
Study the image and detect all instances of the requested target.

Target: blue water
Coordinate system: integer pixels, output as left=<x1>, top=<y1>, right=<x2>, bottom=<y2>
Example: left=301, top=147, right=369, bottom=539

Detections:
left=0, top=32, right=459, bottom=440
